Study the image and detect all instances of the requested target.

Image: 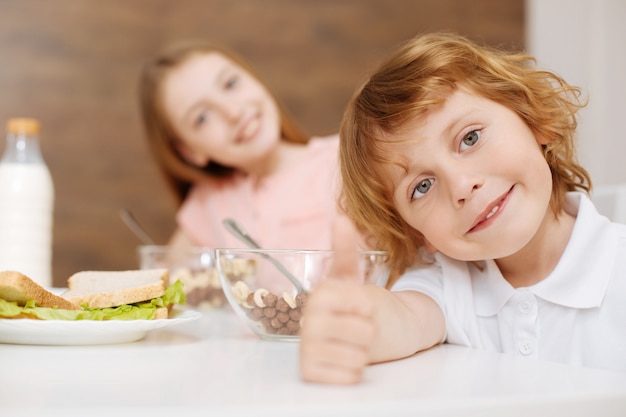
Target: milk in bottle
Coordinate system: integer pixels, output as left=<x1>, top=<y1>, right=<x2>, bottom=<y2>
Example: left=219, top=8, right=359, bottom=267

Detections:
left=0, top=118, right=54, bottom=286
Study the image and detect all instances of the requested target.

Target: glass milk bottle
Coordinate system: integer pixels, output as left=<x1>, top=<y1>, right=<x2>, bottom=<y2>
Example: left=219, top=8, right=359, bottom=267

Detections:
left=0, top=118, right=54, bottom=287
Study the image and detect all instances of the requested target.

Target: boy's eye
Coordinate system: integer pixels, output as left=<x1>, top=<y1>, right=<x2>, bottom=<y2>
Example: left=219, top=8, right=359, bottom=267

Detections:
left=411, top=178, right=434, bottom=200
left=460, top=130, right=481, bottom=151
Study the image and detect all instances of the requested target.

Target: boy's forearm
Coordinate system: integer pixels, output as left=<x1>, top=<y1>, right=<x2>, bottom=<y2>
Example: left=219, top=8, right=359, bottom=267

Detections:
left=364, top=286, right=446, bottom=364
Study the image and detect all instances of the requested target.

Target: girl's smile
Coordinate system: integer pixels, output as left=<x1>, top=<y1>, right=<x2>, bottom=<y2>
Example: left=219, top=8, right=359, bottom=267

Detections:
left=235, top=111, right=261, bottom=144
left=161, top=52, right=281, bottom=174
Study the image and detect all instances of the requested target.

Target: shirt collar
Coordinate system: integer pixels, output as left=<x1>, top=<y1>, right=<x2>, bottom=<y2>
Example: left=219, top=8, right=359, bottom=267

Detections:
left=532, top=192, right=615, bottom=308
left=473, top=259, right=514, bottom=316
left=474, top=192, right=616, bottom=316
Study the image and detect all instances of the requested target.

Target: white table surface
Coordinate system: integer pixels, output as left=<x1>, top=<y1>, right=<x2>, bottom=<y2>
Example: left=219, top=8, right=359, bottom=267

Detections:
left=1, top=308, right=625, bottom=417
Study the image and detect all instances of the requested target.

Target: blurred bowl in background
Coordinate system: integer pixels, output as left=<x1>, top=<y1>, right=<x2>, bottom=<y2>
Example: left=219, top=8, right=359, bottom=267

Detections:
left=215, top=248, right=389, bottom=341
left=138, top=245, right=225, bottom=309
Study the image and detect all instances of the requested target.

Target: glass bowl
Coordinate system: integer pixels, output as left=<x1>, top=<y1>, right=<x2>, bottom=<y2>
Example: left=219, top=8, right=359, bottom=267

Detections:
left=215, top=248, right=389, bottom=341
left=137, top=245, right=225, bottom=309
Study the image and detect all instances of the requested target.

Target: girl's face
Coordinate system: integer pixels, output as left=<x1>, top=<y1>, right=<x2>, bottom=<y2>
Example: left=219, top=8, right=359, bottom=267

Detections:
left=161, top=52, right=281, bottom=170
left=385, top=86, right=553, bottom=261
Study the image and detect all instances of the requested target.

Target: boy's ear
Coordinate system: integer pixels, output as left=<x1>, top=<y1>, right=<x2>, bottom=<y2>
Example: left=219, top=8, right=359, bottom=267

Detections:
left=535, top=132, right=551, bottom=146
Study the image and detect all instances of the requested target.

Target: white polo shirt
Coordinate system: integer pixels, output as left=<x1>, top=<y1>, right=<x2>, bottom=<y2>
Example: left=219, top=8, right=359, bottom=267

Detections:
left=392, top=192, right=626, bottom=372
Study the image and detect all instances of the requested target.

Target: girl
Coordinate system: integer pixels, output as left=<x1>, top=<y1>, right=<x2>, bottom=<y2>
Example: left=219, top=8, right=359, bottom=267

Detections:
left=139, top=40, right=359, bottom=250
left=299, top=33, right=626, bottom=384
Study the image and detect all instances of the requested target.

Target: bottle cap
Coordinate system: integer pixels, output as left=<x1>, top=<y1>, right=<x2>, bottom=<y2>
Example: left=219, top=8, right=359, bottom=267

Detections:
left=7, top=118, right=40, bottom=135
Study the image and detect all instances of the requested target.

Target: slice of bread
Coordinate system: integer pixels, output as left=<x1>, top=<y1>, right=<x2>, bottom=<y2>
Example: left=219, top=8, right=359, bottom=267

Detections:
left=154, top=307, right=169, bottom=319
left=0, top=270, right=82, bottom=310
left=61, top=269, right=169, bottom=308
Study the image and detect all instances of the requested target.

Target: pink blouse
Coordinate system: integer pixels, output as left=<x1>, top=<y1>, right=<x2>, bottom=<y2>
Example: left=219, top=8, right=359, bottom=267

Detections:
left=177, top=135, right=348, bottom=250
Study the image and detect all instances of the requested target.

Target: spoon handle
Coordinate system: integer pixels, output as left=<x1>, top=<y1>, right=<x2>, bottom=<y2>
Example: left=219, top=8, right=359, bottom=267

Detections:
left=222, top=218, right=307, bottom=293
left=261, top=253, right=308, bottom=293
left=120, top=208, right=156, bottom=245
left=222, top=218, right=262, bottom=249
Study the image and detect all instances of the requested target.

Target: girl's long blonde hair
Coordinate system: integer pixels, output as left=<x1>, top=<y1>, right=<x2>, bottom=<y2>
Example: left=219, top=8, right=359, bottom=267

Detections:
left=340, top=32, right=591, bottom=277
left=139, top=40, right=309, bottom=205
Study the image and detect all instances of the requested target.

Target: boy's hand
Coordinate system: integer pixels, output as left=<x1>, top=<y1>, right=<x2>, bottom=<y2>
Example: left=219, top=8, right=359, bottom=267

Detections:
left=299, top=219, right=376, bottom=384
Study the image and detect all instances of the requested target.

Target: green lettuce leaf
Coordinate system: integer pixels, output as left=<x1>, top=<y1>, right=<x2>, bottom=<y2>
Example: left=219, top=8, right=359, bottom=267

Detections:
left=0, top=279, right=186, bottom=321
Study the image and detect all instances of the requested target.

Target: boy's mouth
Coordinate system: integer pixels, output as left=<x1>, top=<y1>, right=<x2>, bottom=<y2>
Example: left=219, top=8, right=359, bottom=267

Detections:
left=467, top=186, right=514, bottom=233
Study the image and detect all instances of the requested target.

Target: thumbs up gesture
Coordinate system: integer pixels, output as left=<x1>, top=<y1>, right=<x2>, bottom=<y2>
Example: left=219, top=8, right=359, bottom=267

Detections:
left=299, top=219, right=377, bottom=384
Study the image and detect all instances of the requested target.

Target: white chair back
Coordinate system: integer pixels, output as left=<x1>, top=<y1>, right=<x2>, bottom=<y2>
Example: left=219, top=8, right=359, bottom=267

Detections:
left=591, top=184, right=626, bottom=223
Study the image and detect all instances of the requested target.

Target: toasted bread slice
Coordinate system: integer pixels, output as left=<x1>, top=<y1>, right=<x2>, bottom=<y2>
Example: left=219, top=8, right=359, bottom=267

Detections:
left=0, top=270, right=82, bottom=310
left=61, top=269, right=169, bottom=308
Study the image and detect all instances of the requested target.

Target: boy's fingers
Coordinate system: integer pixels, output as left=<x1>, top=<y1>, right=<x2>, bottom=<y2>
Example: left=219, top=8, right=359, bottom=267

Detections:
left=306, top=279, right=371, bottom=315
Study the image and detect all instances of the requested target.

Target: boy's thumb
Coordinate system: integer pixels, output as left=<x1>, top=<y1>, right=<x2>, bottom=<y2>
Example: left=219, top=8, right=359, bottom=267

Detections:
left=330, top=247, right=359, bottom=281
left=329, top=216, right=360, bottom=282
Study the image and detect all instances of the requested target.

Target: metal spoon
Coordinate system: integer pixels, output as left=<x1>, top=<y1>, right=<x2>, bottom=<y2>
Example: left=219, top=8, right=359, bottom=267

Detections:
left=120, top=208, right=156, bottom=245
left=222, top=218, right=307, bottom=293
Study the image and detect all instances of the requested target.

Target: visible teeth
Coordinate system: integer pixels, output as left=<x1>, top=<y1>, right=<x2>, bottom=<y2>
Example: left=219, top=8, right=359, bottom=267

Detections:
left=485, top=205, right=499, bottom=219
left=242, top=118, right=258, bottom=140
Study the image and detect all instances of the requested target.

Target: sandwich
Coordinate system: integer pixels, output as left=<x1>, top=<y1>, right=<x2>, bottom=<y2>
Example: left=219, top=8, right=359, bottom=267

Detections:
left=0, top=269, right=185, bottom=320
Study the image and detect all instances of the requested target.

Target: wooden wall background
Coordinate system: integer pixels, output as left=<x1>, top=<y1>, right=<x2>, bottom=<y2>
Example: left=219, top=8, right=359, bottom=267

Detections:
left=0, top=0, right=524, bottom=286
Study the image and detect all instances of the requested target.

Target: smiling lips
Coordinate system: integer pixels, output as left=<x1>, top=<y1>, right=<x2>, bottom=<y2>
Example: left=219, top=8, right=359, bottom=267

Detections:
left=468, top=187, right=513, bottom=233
left=236, top=115, right=260, bottom=144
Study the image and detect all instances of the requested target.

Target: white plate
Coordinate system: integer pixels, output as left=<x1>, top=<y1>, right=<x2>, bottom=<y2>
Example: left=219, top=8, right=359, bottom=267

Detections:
left=0, top=309, right=201, bottom=346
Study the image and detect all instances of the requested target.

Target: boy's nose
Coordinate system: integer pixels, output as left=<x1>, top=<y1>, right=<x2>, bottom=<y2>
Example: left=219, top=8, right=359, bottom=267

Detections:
left=442, top=164, right=483, bottom=207
left=454, top=178, right=483, bottom=207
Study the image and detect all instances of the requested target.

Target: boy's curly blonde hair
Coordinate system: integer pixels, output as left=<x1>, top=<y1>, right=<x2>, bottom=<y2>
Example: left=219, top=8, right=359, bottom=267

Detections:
left=339, top=32, right=591, bottom=277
